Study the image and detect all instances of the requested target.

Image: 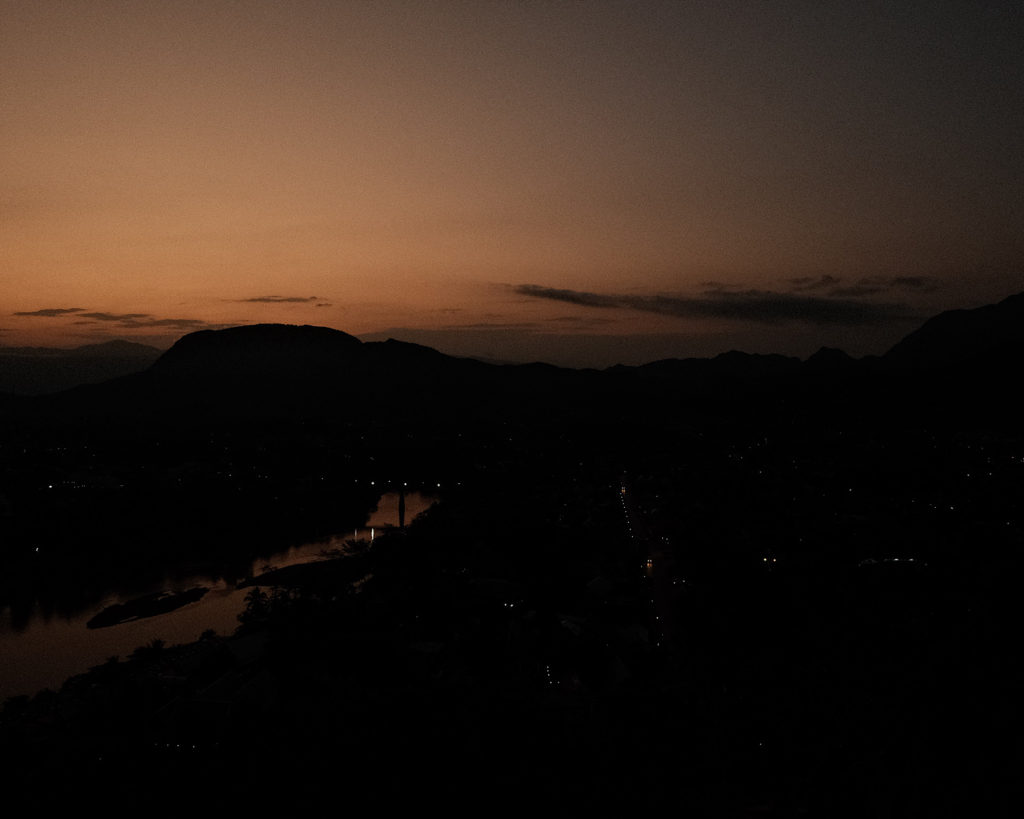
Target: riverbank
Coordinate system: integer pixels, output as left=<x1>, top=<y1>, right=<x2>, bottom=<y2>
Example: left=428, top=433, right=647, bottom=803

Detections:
left=0, top=491, right=435, bottom=701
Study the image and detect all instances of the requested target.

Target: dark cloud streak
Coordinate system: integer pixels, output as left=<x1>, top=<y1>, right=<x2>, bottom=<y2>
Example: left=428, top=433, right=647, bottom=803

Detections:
left=238, top=296, right=319, bottom=303
left=513, top=284, right=914, bottom=326
left=13, top=308, right=84, bottom=317
left=788, top=275, right=841, bottom=292
left=873, top=275, right=940, bottom=292
left=14, top=307, right=214, bottom=331
left=79, top=312, right=149, bottom=322
left=120, top=318, right=211, bottom=329
left=787, top=274, right=940, bottom=298
left=828, top=285, right=885, bottom=298
left=76, top=313, right=209, bottom=329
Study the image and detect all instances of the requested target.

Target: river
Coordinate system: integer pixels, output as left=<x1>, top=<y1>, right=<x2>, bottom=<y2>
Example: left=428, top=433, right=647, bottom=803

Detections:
left=0, top=491, right=434, bottom=702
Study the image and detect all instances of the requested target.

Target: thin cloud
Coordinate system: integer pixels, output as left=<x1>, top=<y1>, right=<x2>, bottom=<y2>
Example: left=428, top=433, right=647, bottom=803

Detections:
left=787, top=275, right=841, bottom=292
left=545, top=315, right=618, bottom=326
left=513, top=286, right=621, bottom=310
left=65, top=311, right=214, bottom=330
left=12, top=305, right=219, bottom=333
left=439, top=321, right=540, bottom=332
left=79, top=312, right=150, bottom=322
left=786, top=274, right=941, bottom=298
left=13, top=307, right=85, bottom=317
left=513, top=284, right=913, bottom=326
left=868, top=275, right=940, bottom=293
left=828, top=285, right=885, bottom=298
left=238, top=296, right=319, bottom=303
left=123, top=318, right=212, bottom=329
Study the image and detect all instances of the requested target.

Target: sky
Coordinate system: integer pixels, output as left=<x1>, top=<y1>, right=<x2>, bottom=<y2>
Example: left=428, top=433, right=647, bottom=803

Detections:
left=3, top=0, right=1022, bottom=366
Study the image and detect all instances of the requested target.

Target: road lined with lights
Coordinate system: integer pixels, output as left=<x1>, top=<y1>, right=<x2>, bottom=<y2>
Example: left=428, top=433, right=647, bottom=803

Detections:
left=618, top=479, right=678, bottom=651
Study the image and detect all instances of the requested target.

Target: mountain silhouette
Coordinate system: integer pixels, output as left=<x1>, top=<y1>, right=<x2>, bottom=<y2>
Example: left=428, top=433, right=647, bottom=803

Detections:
left=804, top=346, right=856, bottom=372
left=66, top=340, right=162, bottom=359
left=152, top=324, right=363, bottom=377
left=6, top=291, right=1022, bottom=432
left=884, top=292, right=1024, bottom=371
left=0, top=339, right=162, bottom=395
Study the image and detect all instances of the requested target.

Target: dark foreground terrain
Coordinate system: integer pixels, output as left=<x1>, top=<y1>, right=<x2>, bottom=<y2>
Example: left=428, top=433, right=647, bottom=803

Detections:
left=2, top=296, right=1023, bottom=814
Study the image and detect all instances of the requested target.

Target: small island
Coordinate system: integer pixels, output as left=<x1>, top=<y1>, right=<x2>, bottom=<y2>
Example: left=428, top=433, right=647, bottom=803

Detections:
left=86, top=587, right=209, bottom=629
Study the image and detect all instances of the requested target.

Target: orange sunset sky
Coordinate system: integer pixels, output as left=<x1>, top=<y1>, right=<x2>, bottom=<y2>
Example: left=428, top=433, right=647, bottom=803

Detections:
left=2, top=1, right=1022, bottom=366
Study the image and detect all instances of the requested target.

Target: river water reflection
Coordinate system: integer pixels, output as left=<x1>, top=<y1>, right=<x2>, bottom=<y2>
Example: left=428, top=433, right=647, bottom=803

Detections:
left=0, top=491, right=433, bottom=701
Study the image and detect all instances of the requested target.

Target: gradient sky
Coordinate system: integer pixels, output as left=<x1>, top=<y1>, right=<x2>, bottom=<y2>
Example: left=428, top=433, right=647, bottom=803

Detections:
left=3, top=1, right=1022, bottom=366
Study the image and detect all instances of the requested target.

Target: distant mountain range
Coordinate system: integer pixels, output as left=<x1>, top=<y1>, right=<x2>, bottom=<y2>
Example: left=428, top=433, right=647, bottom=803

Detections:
left=4, top=293, right=1023, bottom=430
left=0, top=340, right=162, bottom=395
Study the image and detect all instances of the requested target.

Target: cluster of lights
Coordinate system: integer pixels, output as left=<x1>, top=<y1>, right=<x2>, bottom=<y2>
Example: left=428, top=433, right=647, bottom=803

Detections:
left=619, top=485, right=636, bottom=541
left=354, top=479, right=448, bottom=488
left=621, top=483, right=666, bottom=644
left=154, top=742, right=201, bottom=752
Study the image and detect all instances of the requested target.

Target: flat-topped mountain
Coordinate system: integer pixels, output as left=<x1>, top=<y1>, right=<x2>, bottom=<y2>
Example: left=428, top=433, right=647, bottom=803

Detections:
left=152, top=324, right=363, bottom=377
